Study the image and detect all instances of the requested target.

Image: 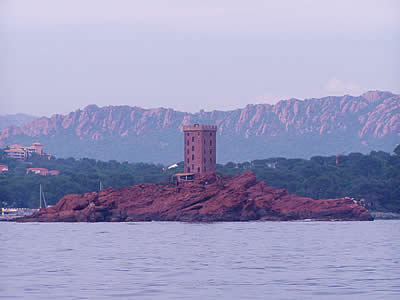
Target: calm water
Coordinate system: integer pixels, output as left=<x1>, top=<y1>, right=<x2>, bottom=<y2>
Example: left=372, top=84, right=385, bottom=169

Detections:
left=1, top=221, right=399, bottom=300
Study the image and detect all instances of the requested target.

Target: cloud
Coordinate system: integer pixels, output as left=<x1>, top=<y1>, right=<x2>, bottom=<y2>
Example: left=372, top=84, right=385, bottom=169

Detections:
left=324, top=78, right=366, bottom=96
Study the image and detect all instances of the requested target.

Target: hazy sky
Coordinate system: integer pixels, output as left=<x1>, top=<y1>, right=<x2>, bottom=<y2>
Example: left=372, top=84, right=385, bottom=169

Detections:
left=0, top=0, right=399, bottom=116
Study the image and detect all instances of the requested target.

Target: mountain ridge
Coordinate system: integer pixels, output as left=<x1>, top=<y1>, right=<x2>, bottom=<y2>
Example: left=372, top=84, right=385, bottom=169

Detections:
left=1, top=91, right=399, bottom=163
left=0, top=113, right=38, bottom=131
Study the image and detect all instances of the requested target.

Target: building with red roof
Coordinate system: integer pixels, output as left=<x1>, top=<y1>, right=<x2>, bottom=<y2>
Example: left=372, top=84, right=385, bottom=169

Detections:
left=26, top=168, right=49, bottom=175
left=0, top=165, right=8, bottom=173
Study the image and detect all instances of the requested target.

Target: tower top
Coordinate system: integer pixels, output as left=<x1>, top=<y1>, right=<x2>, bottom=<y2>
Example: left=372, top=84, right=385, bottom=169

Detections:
left=183, top=124, right=217, bottom=132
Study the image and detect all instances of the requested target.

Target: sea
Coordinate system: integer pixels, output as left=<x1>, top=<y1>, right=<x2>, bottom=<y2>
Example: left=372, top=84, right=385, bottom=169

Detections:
left=1, top=220, right=399, bottom=300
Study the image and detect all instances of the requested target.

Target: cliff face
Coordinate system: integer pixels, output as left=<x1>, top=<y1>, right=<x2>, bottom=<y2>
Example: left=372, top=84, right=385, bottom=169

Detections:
left=1, top=91, right=399, bottom=162
left=18, top=171, right=373, bottom=222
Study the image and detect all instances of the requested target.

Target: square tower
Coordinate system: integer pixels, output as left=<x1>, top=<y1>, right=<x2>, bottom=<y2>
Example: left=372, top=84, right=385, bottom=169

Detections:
left=183, top=124, right=217, bottom=174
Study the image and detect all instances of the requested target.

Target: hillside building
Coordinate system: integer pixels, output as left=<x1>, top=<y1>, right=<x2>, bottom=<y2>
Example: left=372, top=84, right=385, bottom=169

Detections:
left=4, top=143, right=52, bottom=160
left=26, top=168, right=49, bottom=175
left=26, top=168, right=59, bottom=176
left=0, top=165, right=8, bottom=173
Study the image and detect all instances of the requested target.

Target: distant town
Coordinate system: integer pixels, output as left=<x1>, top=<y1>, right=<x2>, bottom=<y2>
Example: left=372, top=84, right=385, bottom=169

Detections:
left=0, top=142, right=59, bottom=176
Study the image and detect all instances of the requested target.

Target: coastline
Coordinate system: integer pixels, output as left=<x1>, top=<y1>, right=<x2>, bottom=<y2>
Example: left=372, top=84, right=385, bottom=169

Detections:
left=370, top=211, right=400, bottom=220
left=16, top=171, right=373, bottom=223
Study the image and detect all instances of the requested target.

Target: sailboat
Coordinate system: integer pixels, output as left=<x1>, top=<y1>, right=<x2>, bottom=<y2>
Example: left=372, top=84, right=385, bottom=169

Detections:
left=39, top=184, right=47, bottom=209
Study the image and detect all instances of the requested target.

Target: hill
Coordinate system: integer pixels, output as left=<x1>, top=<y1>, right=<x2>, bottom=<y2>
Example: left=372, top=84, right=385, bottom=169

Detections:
left=0, top=91, right=398, bottom=163
left=0, top=114, right=37, bottom=131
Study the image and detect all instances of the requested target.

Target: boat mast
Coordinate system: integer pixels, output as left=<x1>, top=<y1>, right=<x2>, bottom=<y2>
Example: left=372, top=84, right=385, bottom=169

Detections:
left=39, top=184, right=47, bottom=209
left=42, top=190, right=47, bottom=208
left=39, top=184, right=42, bottom=209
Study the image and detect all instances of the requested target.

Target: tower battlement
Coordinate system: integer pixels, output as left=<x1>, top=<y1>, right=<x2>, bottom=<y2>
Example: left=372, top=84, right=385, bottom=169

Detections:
left=183, top=124, right=217, bottom=132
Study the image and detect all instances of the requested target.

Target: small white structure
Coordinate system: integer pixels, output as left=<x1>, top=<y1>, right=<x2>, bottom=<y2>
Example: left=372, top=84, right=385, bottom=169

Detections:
left=168, top=163, right=178, bottom=170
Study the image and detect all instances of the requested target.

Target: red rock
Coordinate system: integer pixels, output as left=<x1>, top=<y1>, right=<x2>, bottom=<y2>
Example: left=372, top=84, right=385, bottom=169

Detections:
left=17, top=171, right=373, bottom=222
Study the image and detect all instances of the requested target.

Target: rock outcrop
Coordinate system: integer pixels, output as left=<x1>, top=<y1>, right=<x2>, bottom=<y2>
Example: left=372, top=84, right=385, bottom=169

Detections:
left=1, top=91, right=398, bottom=163
left=18, top=171, right=373, bottom=222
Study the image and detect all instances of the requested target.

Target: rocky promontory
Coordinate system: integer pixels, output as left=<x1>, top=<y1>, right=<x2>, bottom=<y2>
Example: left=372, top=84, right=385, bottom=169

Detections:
left=18, top=171, right=373, bottom=222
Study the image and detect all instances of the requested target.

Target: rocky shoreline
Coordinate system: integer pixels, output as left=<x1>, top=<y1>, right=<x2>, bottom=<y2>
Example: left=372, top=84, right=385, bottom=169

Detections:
left=17, top=171, right=373, bottom=222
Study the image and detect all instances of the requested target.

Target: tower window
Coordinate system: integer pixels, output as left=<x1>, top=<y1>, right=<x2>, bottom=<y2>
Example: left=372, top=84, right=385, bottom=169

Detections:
left=192, top=146, right=194, bottom=151
left=210, top=158, right=212, bottom=163
left=210, top=149, right=212, bottom=154
left=210, top=132, right=212, bottom=136
left=204, top=158, right=206, bottom=163
left=192, top=137, right=194, bottom=142
left=210, top=140, right=212, bottom=146
left=192, top=164, right=194, bottom=170
left=198, top=132, right=200, bottom=136
left=204, top=139, right=205, bottom=144
left=187, top=167, right=190, bottom=172
left=187, top=158, right=189, bottom=163
left=192, top=154, right=194, bottom=160
left=187, top=149, right=189, bottom=154
left=197, top=167, right=200, bottom=173
left=187, top=140, right=189, bottom=146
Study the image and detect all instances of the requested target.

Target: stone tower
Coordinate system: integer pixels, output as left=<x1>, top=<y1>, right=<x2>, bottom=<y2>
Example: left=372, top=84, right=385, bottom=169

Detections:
left=183, top=124, right=217, bottom=174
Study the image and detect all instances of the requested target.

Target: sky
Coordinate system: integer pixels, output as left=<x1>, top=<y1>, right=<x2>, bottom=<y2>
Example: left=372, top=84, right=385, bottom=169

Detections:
left=0, top=0, right=399, bottom=116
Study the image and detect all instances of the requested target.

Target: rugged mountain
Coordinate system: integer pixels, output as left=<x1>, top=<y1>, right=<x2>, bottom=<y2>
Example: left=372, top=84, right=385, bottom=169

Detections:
left=0, top=113, right=37, bottom=131
left=1, top=91, right=399, bottom=163
left=17, top=171, right=373, bottom=222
